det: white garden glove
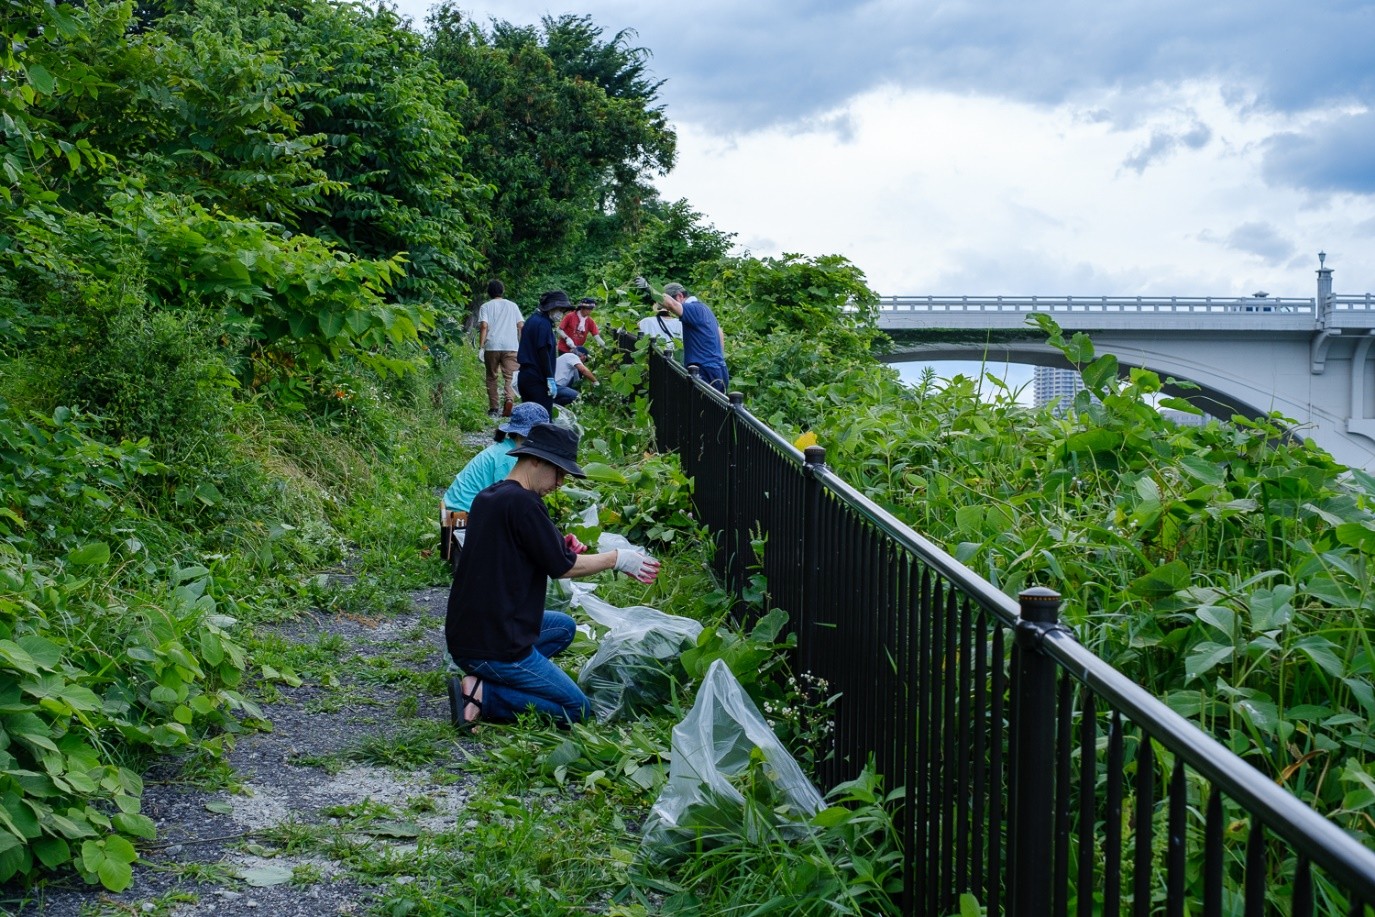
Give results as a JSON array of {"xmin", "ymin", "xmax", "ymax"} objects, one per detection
[
  {"xmin": 546, "ymin": 377, "xmax": 558, "ymax": 399},
  {"xmin": 613, "ymin": 548, "xmax": 660, "ymax": 584}
]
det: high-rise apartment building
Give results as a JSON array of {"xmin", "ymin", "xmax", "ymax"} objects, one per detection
[{"xmin": 1033, "ymin": 366, "xmax": 1084, "ymax": 412}]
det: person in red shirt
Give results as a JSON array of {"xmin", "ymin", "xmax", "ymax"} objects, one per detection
[{"xmin": 557, "ymin": 297, "xmax": 605, "ymax": 355}]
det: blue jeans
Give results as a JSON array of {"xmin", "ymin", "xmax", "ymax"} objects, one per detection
[{"xmin": 452, "ymin": 611, "xmax": 591, "ymax": 725}]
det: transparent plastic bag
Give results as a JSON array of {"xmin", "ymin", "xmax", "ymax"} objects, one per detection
[
  {"xmin": 640, "ymin": 659, "xmax": 825, "ymax": 859},
  {"xmin": 551, "ymin": 405, "xmax": 582, "ymax": 439},
  {"xmin": 576, "ymin": 594, "xmax": 702, "ymax": 721}
]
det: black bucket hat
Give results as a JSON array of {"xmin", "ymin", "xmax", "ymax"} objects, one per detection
[
  {"xmin": 508, "ymin": 423, "xmax": 586, "ymax": 478},
  {"xmin": 538, "ymin": 290, "xmax": 572, "ymax": 313}
]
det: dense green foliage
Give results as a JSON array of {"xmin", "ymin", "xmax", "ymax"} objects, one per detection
[{"xmin": 424, "ymin": 5, "xmax": 677, "ymax": 292}]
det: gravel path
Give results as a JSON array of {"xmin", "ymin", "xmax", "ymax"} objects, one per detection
[{"xmin": 7, "ymin": 584, "xmax": 473, "ymax": 917}]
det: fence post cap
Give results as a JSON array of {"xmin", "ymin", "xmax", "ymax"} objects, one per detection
[
  {"xmin": 1018, "ymin": 586, "xmax": 1061, "ymax": 624},
  {"xmin": 803, "ymin": 445, "xmax": 827, "ymax": 467},
  {"xmin": 728, "ymin": 391, "xmax": 744, "ymax": 406}
]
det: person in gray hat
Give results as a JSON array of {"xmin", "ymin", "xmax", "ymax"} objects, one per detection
[
  {"xmin": 445, "ymin": 423, "xmax": 661, "ymax": 732},
  {"xmin": 515, "ymin": 290, "xmax": 570, "ymax": 412},
  {"xmin": 635, "ymin": 277, "xmax": 728, "ymax": 392}
]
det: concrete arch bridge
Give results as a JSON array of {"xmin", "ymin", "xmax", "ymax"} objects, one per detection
[{"xmin": 873, "ymin": 257, "xmax": 1375, "ymax": 472}]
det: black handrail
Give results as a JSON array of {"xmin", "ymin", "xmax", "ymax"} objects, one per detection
[{"xmin": 633, "ymin": 333, "xmax": 1375, "ymax": 916}]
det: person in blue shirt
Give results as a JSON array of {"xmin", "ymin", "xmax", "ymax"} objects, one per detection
[
  {"xmin": 637, "ymin": 278, "xmax": 729, "ymax": 393},
  {"xmin": 442, "ymin": 402, "xmax": 550, "ymax": 516},
  {"xmin": 515, "ymin": 290, "xmax": 570, "ymax": 412}
]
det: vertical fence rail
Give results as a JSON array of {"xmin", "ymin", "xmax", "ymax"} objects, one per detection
[{"xmin": 635, "ymin": 338, "xmax": 1375, "ymax": 917}]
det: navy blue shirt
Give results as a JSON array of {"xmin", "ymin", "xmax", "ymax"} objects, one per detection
[
  {"xmin": 516, "ymin": 310, "xmax": 558, "ymax": 381},
  {"xmin": 680, "ymin": 297, "xmax": 726, "ymax": 371}
]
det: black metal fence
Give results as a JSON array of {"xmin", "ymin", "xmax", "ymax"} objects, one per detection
[{"xmin": 644, "ymin": 343, "xmax": 1375, "ymax": 916}]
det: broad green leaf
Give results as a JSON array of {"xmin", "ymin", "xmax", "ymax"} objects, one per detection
[
  {"xmin": 1335, "ymin": 522, "xmax": 1375, "ymax": 554},
  {"xmin": 811, "ymin": 806, "xmax": 854, "ymax": 828},
  {"xmin": 1129, "ymin": 560, "xmax": 1191, "ymax": 598},
  {"xmin": 1294, "ymin": 636, "xmax": 1346, "ymax": 677},
  {"xmin": 25, "ymin": 65, "xmax": 55, "ymax": 95},
  {"xmin": 67, "ymin": 542, "xmax": 110, "ymax": 566},
  {"xmin": 97, "ymin": 857, "xmax": 132, "ymax": 891},
  {"xmin": 58, "ymin": 686, "xmax": 101, "ymax": 711},
  {"xmin": 32, "ymin": 836, "xmax": 70, "ymax": 868},
  {"xmin": 205, "ymin": 801, "xmax": 233, "ymax": 815},
  {"xmin": 1195, "ymin": 605, "xmax": 1235, "ymax": 639},
  {"xmin": 0, "ymin": 641, "xmax": 38, "ymax": 675},
  {"xmin": 1247, "ymin": 586, "xmax": 1295, "ymax": 632},
  {"xmin": 317, "ymin": 309, "xmax": 346, "ymax": 339},
  {"xmin": 1185, "ymin": 642, "xmax": 1234, "ymax": 682},
  {"xmin": 1081, "ymin": 354, "xmax": 1118, "ymax": 392},
  {"xmin": 579, "ymin": 462, "xmax": 626, "ymax": 484},
  {"xmin": 15, "ymin": 637, "xmax": 60, "ymax": 670},
  {"xmin": 1065, "ymin": 428, "xmax": 1122, "ymax": 455},
  {"xmin": 1236, "ymin": 699, "xmax": 1280, "ymax": 735},
  {"xmin": 749, "ymin": 608, "xmax": 789, "ymax": 644},
  {"xmin": 112, "ymin": 813, "xmax": 156, "ymax": 840}
]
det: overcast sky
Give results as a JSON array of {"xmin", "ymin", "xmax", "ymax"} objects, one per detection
[{"xmin": 391, "ymin": 0, "xmax": 1375, "ymax": 301}]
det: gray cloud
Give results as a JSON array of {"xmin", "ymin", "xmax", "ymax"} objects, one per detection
[
  {"xmin": 1261, "ymin": 110, "xmax": 1375, "ymax": 195},
  {"xmin": 411, "ymin": 2, "xmax": 1375, "ymax": 134},
  {"xmin": 1221, "ymin": 221, "xmax": 1295, "ymax": 263},
  {"xmin": 626, "ymin": 1, "xmax": 1375, "ymax": 133},
  {"xmin": 1122, "ymin": 120, "xmax": 1213, "ymax": 173},
  {"xmin": 409, "ymin": 1, "xmax": 1375, "ymax": 141}
]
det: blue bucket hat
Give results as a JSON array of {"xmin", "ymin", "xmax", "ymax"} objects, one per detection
[{"xmin": 499, "ymin": 402, "xmax": 550, "ymax": 438}]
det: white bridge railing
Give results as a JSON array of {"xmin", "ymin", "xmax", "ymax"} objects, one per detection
[
  {"xmin": 876, "ymin": 294, "xmax": 1375, "ymax": 315},
  {"xmin": 876, "ymin": 295, "xmax": 1316, "ymax": 314}
]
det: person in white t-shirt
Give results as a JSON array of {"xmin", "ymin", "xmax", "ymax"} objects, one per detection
[
  {"xmin": 637, "ymin": 309, "xmax": 683, "ymax": 351},
  {"xmin": 477, "ymin": 279, "xmax": 524, "ymax": 417},
  {"xmin": 552, "ymin": 351, "xmax": 597, "ymax": 406}
]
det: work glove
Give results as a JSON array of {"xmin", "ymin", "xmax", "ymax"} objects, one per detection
[
  {"xmin": 613, "ymin": 548, "xmax": 660, "ymax": 584},
  {"xmin": 564, "ymin": 533, "xmax": 587, "ymax": 554},
  {"xmin": 546, "ymin": 377, "xmax": 558, "ymax": 399},
  {"xmin": 633, "ymin": 276, "xmax": 649, "ymax": 291}
]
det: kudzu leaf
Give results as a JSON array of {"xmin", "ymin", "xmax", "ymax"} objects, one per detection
[
  {"xmin": 0, "ymin": 641, "xmax": 38, "ymax": 675},
  {"xmin": 112, "ymin": 813, "xmax": 156, "ymax": 840},
  {"xmin": 204, "ymin": 801, "xmax": 233, "ymax": 815},
  {"xmin": 32, "ymin": 836, "xmax": 70, "ymax": 868},
  {"xmin": 97, "ymin": 857, "xmax": 132, "ymax": 891},
  {"xmin": 67, "ymin": 542, "xmax": 110, "ymax": 566}
]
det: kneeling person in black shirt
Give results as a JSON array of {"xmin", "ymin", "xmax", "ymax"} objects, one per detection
[{"xmin": 444, "ymin": 423, "xmax": 660, "ymax": 731}]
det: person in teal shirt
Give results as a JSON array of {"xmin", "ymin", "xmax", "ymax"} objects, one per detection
[{"xmin": 443, "ymin": 402, "xmax": 550, "ymax": 514}]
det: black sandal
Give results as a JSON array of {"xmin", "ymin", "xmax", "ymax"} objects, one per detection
[{"xmin": 448, "ymin": 676, "xmax": 483, "ymax": 733}]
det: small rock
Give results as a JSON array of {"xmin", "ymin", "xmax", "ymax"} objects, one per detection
[
  {"xmin": 163, "ymin": 844, "xmax": 183, "ymax": 855},
  {"xmin": 217, "ymin": 889, "xmax": 243, "ymax": 900}
]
